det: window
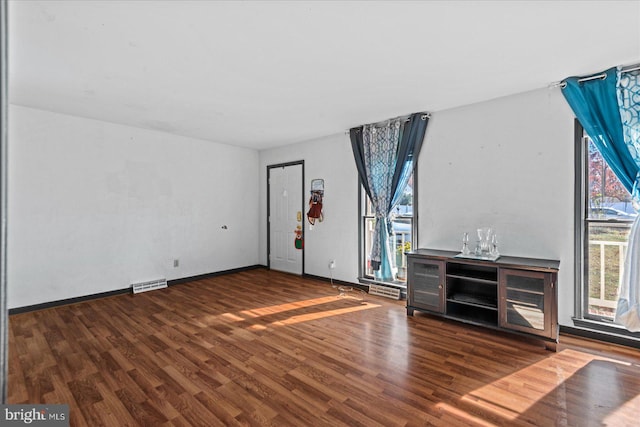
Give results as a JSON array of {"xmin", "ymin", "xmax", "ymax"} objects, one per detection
[
  {"xmin": 360, "ymin": 172, "xmax": 415, "ymax": 284},
  {"xmin": 576, "ymin": 126, "xmax": 636, "ymax": 323}
]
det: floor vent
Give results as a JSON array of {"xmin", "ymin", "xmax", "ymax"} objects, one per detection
[
  {"xmin": 132, "ymin": 278, "xmax": 167, "ymax": 294},
  {"xmin": 369, "ymin": 284, "xmax": 401, "ymax": 300}
]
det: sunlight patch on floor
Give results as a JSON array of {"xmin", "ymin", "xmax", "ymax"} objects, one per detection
[
  {"xmin": 603, "ymin": 393, "xmax": 640, "ymax": 425},
  {"xmin": 462, "ymin": 349, "xmax": 588, "ymax": 421},
  {"xmin": 435, "ymin": 402, "xmax": 497, "ymax": 427},
  {"xmin": 220, "ymin": 312, "xmax": 245, "ymax": 322},
  {"xmin": 269, "ymin": 302, "xmax": 381, "ymax": 326},
  {"xmin": 239, "ymin": 296, "xmax": 344, "ymax": 318},
  {"xmin": 202, "ymin": 296, "xmax": 381, "ymax": 329},
  {"xmin": 462, "ymin": 349, "xmax": 634, "ymax": 423}
]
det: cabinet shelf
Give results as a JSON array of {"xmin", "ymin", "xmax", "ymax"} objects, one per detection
[
  {"xmin": 506, "ymin": 298, "xmax": 539, "ymax": 308},
  {"xmin": 446, "ymin": 274, "xmax": 497, "ymax": 286},
  {"xmin": 447, "ymin": 294, "xmax": 498, "ymax": 311},
  {"xmin": 505, "ymin": 287, "xmax": 544, "ymax": 296},
  {"xmin": 447, "ymin": 262, "xmax": 498, "ymax": 282},
  {"xmin": 445, "ymin": 302, "xmax": 498, "ymax": 326},
  {"xmin": 414, "ymin": 289, "xmax": 439, "ymax": 298},
  {"xmin": 415, "ymin": 272, "xmax": 440, "ymax": 279}
]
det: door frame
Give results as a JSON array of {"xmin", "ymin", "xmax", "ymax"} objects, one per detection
[{"xmin": 267, "ymin": 160, "xmax": 305, "ymax": 274}]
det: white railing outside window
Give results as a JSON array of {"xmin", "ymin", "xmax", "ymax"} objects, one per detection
[
  {"xmin": 586, "ymin": 222, "xmax": 632, "ymax": 320},
  {"xmin": 588, "ymin": 239, "xmax": 626, "ymax": 311}
]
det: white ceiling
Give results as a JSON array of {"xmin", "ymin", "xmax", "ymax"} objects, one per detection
[{"xmin": 8, "ymin": 1, "xmax": 640, "ymax": 150}]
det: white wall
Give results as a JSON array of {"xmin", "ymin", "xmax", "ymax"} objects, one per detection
[
  {"xmin": 259, "ymin": 134, "xmax": 359, "ymax": 284},
  {"xmin": 418, "ymin": 88, "xmax": 576, "ymax": 325},
  {"xmin": 8, "ymin": 105, "xmax": 259, "ymax": 309}
]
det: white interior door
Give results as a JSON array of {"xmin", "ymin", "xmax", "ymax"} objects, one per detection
[{"xmin": 269, "ymin": 164, "xmax": 303, "ymax": 274}]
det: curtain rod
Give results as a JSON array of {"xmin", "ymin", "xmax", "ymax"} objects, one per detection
[
  {"xmin": 550, "ymin": 64, "xmax": 640, "ymax": 89},
  {"xmin": 345, "ymin": 113, "xmax": 431, "ymax": 135}
]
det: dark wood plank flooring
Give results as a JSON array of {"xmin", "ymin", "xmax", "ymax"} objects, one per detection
[{"xmin": 8, "ymin": 269, "xmax": 640, "ymax": 426}]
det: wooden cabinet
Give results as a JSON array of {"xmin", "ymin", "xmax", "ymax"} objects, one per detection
[
  {"xmin": 499, "ymin": 268, "xmax": 556, "ymax": 339},
  {"xmin": 406, "ymin": 249, "xmax": 559, "ymax": 350},
  {"xmin": 407, "ymin": 257, "xmax": 444, "ymax": 314}
]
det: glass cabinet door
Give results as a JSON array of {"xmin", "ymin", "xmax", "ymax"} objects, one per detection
[
  {"xmin": 499, "ymin": 268, "xmax": 554, "ymax": 337},
  {"xmin": 407, "ymin": 258, "xmax": 444, "ymax": 313}
]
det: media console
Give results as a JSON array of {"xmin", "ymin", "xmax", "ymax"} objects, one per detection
[{"xmin": 406, "ymin": 249, "xmax": 559, "ymax": 350}]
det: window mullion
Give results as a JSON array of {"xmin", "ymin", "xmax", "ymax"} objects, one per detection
[{"xmin": 574, "ymin": 120, "xmax": 586, "ymax": 320}]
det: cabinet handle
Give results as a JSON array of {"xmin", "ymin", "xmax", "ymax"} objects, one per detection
[{"xmin": 438, "ymin": 284, "xmax": 443, "ymax": 289}]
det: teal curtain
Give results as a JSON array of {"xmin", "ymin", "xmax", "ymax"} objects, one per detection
[
  {"xmin": 562, "ymin": 67, "xmax": 640, "ymax": 331},
  {"xmin": 562, "ymin": 68, "xmax": 638, "ymax": 193},
  {"xmin": 350, "ymin": 113, "xmax": 429, "ymax": 281}
]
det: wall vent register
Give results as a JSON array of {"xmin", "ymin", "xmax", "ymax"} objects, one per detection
[
  {"xmin": 369, "ymin": 283, "xmax": 401, "ymax": 300},
  {"xmin": 132, "ymin": 278, "xmax": 168, "ymax": 294}
]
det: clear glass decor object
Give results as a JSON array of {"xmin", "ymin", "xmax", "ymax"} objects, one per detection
[
  {"xmin": 455, "ymin": 227, "xmax": 500, "ymax": 261},
  {"xmin": 476, "ymin": 227, "xmax": 493, "ymax": 256},
  {"xmin": 461, "ymin": 232, "xmax": 470, "ymax": 255},
  {"xmin": 490, "ymin": 233, "xmax": 500, "ymax": 257}
]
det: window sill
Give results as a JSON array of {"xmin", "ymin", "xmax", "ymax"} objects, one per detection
[{"xmin": 563, "ymin": 317, "xmax": 640, "ymax": 349}]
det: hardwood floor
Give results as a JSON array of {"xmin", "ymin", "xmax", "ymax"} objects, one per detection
[{"xmin": 8, "ymin": 269, "xmax": 640, "ymax": 426}]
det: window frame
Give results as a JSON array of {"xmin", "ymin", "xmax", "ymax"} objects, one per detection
[
  {"xmin": 357, "ymin": 165, "xmax": 418, "ymax": 285},
  {"xmin": 573, "ymin": 120, "xmax": 640, "ymax": 341}
]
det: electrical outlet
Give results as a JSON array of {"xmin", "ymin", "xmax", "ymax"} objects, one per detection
[
  {"xmin": 328, "ymin": 260, "xmax": 336, "ymax": 270},
  {"xmin": 173, "ymin": 259, "xmax": 179, "ymax": 268}
]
